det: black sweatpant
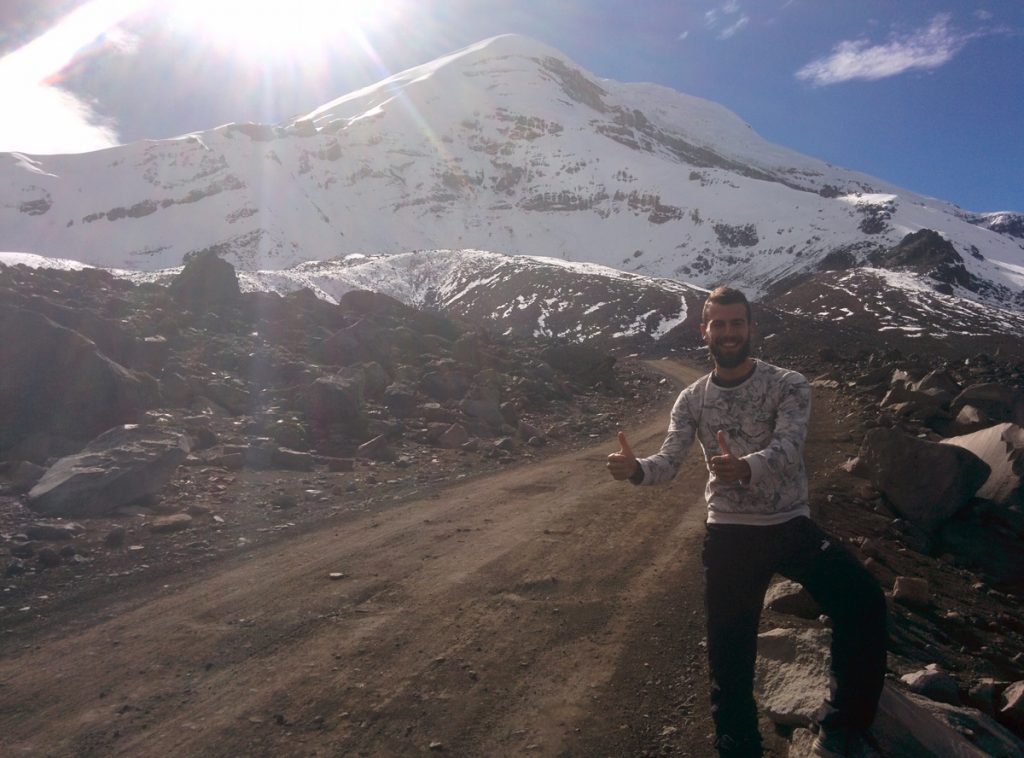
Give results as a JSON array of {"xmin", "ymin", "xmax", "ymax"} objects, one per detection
[{"xmin": 702, "ymin": 516, "xmax": 887, "ymax": 757}]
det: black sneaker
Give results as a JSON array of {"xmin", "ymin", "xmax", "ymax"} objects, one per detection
[{"xmin": 812, "ymin": 726, "xmax": 878, "ymax": 758}]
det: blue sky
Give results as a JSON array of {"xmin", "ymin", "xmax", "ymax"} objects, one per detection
[{"xmin": 0, "ymin": 0, "xmax": 1020, "ymax": 213}]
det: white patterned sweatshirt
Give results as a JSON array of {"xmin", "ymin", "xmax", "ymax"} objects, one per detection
[{"xmin": 635, "ymin": 360, "xmax": 812, "ymax": 525}]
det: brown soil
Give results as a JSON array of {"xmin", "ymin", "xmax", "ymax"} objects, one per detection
[{"xmin": 1, "ymin": 359, "xmax": 1020, "ymax": 757}]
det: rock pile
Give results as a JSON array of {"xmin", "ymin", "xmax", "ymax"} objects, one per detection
[
  {"xmin": 0, "ymin": 256, "xmax": 631, "ymax": 469},
  {"xmin": 1, "ymin": 256, "xmax": 665, "ymax": 585}
]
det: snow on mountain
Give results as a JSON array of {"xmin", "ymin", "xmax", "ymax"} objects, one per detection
[{"xmin": 1, "ymin": 34, "xmax": 1023, "ymax": 315}]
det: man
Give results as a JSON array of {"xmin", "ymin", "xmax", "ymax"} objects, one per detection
[{"xmin": 607, "ymin": 286, "xmax": 887, "ymax": 758}]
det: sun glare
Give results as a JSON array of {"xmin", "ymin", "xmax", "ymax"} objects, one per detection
[{"xmin": 166, "ymin": 0, "xmax": 398, "ymax": 57}]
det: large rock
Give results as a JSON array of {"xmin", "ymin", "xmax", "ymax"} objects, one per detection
[
  {"xmin": 755, "ymin": 627, "xmax": 832, "ymax": 727},
  {"xmin": 951, "ymin": 384, "xmax": 1024, "ymax": 428},
  {"xmin": 167, "ymin": 250, "xmax": 241, "ymax": 313},
  {"xmin": 941, "ymin": 423, "xmax": 1023, "ymax": 504},
  {"xmin": 302, "ymin": 376, "xmax": 364, "ymax": 423},
  {"xmin": 0, "ymin": 304, "xmax": 157, "ymax": 459},
  {"xmin": 420, "ymin": 367, "xmax": 472, "ymax": 401},
  {"xmin": 851, "ymin": 427, "xmax": 991, "ymax": 529},
  {"xmin": 27, "ymin": 426, "xmax": 190, "ymax": 518},
  {"xmin": 874, "ymin": 685, "xmax": 1022, "ymax": 757},
  {"xmin": 763, "ymin": 579, "xmax": 822, "ymax": 620},
  {"xmin": 901, "ymin": 664, "xmax": 961, "ymax": 706},
  {"xmin": 1002, "ymin": 681, "xmax": 1024, "ymax": 731}
]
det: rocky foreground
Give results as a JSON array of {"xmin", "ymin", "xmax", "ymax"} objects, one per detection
[{"xmin": 2, "ymin": 254, "xmax": 1024, "ymax": 755}]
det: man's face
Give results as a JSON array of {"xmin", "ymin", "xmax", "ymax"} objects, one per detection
[{"xmin": 700, "ymin": 302, "xmax": 752, "ymax": 369}]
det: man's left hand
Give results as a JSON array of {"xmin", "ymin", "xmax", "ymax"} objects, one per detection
[{"xmin": 710, "ymin": 430, "xmax": 751, "ymax": 484}]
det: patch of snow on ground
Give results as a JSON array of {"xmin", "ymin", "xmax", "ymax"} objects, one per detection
[{"xmin": 0, "ymin": 252, "xmax": 93, "ymax": 271}]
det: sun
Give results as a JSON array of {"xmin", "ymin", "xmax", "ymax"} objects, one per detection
[{"xmin": 165, "ymin": 0, "xmax": 399, "ymax": 58}]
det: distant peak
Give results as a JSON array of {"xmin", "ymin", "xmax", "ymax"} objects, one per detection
[{"xmin": 469, "ymin": 33, "xmax": 568, "ymax": 60}]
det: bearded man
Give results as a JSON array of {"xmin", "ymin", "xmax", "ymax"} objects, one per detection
[{"xmin": 607, "ymin": 286, "xmax": 887, "ymax": 758}]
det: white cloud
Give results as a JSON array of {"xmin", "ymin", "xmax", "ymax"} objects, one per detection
[
  {"xmin": 0, "ymin": 0, "xmax": 150, "ymax": 154},
  {"xmin": 678, "ymin": 30, "xmax": 691, "ymax": 41},
  {"xmin": 796, "ymin": 13, "xmax": 973, "ymax": 86},
  {"xmin": 718, "ymin": 15, "xmax": 750, "ymax": 40},
  {"xmin": 704, "ymin": 1, "xmax": 750, "ymax": 40}
]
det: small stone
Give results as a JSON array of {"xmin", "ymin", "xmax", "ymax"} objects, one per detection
[
  {"xmin": 429, "ymin": 741, "xmax": 444, "ymax": 751},
  {"xmin": 104, "ymin": 527, "xmax": 126, "ymax": 547},
  {"xmin": 150, "ymin": 514, "xmax": 193, "ymax": 533},
  {"xmin": 892, "ymin": 576, "xmax": 930, "ymax": 608}
]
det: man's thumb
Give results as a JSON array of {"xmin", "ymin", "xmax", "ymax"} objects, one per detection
[
  {"xmin": 617, "ymin": 431, "xmax": 634, "ymax": 458},
  {"xmin": 716, "ymin": 430, "xmax": 732, "ymax": 456}
]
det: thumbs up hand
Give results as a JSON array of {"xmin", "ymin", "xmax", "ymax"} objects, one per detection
[
  {"xmin": 607, "ymin": 431, "xmax": 639, "ymax": 480},
  {"xmin": 710, "ymin": 430, "xmax": 751, "ymax": 483}
]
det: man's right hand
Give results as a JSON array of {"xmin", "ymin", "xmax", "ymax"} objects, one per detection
[{"xmin": 606, "ymin": 431, "xmax": 639, "ymax": 480}]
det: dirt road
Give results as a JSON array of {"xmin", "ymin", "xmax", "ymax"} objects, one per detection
[{"xmin": 1, "ymin": 361, "xmax": 715, "ymax": 757}]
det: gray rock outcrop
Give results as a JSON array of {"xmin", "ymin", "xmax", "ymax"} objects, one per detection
[{"xmin": 27, "ymin": 425, "xmax": 190, "ymax": 518}]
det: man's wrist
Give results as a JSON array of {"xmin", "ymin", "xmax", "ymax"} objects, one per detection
[{"xmin": 628, "ymin": 463, "xmax": 645, "ymax": 484}]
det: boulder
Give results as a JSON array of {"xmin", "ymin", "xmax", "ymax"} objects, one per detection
[
  {"xmin": 27, "ymin": 426, "xmax": 190, "ymax": 518},
  {"xmin": 420, "ymin": 368, "xmax": 472, "ymax": 401},
  {"xmin": 968, "ymin": 678, "xmax": 1008, "ymax": 714},
  {"xmin": 754, "ymin": 627, "xmax": 832, "ymax": 727},
  {"xmin": 0, "ymin": 305, "xmax": 157, "ymax": 459},
  {"xmin": 384, "ymin": 383, "xmax": 418, "ymax": 418},
  {"xmin": 873, "ymin": 684, "xmax": 1003, "ymax": 757},
  {"xmin": 357, "ymin": 435, "xmax": 394, "ymax": 461},
  {"xmin": 764, "ymin": 579, "xmax": 822, "ymax": 620},
  {"xmin": 202, "ymin": 379, "xmax": 251, "ymax": 416},
  {"xmin": 951, "ymin": 384, "xmax": 1024, "ymax": 428},
  {"xmin": 460, "ymin": 397, "xmax": 505, "ymax": 431},
  {"xmin": 1002, "ymin": 681, "xmax": 1024, "ymax": 731},
  {"xmin": 941, "ymin": 423, "xmax": 1023, "ymax": 504},
  {"xmin": 914, "ymin": 370, "xmax": 962, "ymax": 397},
  {"xmin": 851, "ymin": 427, "xmax": 991, "ymax": 529},
  {"xmin": 892, "ymin": 576, "xmax": 931, "ymax": 608},
  {"xmin": 25, "ymin": 522, "xmax": 84, "ymax": 541},
  {"xmin": 167, "ymin": 250, "xmax": 241, "ymax": 313},
  {"xmin": 303, "ymin": 376, "xmax": 364, "ymax": 423},
  {"xmin": 437, "ymin": 423, "xmax": 470, "ymax": 449},
  {"xmin": 901, "ymin": 664, "xmax": 961, "ymax": 705},
  {"xmin": 9, "ymin": 461, "xmax": 47, "ymax": 493}
]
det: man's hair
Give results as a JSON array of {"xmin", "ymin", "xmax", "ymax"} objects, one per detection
[{"xmin": 701, "ymin": 286, "xmax": 752, "ymax": 324}]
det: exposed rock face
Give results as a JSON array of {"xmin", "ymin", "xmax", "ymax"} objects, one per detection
[
  {"xmin": 870, "ymin": 229, "xmax": 972, "ymax": 289},
  {"xmin": 27, "ymin": 426, "xmax": 190, "ymax": 518}
]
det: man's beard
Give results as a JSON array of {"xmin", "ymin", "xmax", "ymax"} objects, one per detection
[{"xmin": 709, "ymin": 337, "xmax": 751, "ymax": 369}]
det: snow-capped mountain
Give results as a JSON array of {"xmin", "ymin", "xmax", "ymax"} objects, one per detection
[{"xmin": 1, "ymin": 34, "xmax": 1023, "ymax": 311}]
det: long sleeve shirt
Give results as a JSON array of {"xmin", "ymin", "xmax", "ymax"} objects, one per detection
[{"xmin": 635, "ymin": 359, "xmax": 812, "ymax": 525}]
